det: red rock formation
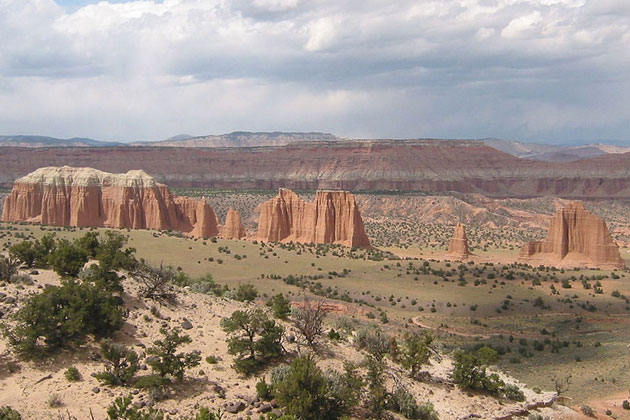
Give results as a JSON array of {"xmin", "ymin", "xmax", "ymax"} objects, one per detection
[
  {"xmin": 1, "ymin": 166, "xmax": 220, "ymax": 238},
  {"xmin": 220, "ymin": 208, "xmax": 246, "ymax": 239},
  {"xmin": 255, "ymin": 189, "xmax": 370, "ymax": 248},
  {"xmin": 519, "ymin": 202, "xmax": 625, "ymax": 269},
  {"xmin": 448, "ymin": 223, "xmax": 472, "ymax": 259}
]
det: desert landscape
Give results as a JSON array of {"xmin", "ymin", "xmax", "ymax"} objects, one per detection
[
  {"xmin": 3, "ymin": 1, "xmax": 630, "ymax": 418},
  {"xmin": 1, "ymin": 161, "xmax": 630, "ymax": 420}
]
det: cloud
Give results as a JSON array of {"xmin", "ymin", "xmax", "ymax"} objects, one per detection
[{"xmin": 0, "ymin": 0, "xmax": 628, "ymax": 142}]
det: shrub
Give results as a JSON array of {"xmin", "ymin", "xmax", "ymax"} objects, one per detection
[
  {"xmin": 6, "ymin": 280, "xmax": 123, "ymax": 358},
  {"xmin": 192, "ymin": 407, "xmax": 224, "ymax": 420},
  {"xmin": 48, "ymin": 393, "xmax": 63, "ymax": 408},
  {"xmin": 355, "ymin": 327, "xmax": 390, "ymax": 361},
  {"xmin": 146, "ymin": 327, "xmax": 201, "ymax": 382},
  {"xmin": 221, "ymin": 309, "xmax": 283, "ymax": 375},
  {"xmin": 274, "ymin": 355, "xmax": 345, "ymax": 420},
  {"xmin": 234, "ymin": 283, "xmax": 258, "ymax": 302},
  {"xmin": 106, "ymin": 395, "xmax": 166, "ymax": 419},
  {"xmin": 502, "ymin": 383, "xmax": 525, "ymax": 402},
  {"xmin": 365, "ymin": 355, "xmax": 387, "ymax": 419},
  {"xmin": 256, "ymin": 378, "xmax": 273, "ymax": 401},
  {"xmin": 0, "ymin": 406, "xmax": 22, "ymax": 420},
  {"xmin": 268, "ymin": 293, "xmax": 291, "ymax": 319},
  {"xmin": 389, "ymin": 387, "xmax": 439, "ymax": 420},
  {"xmin": 205, "ymin": 355, "xmax": 218, "ymax": 364},
  {"xmin": 189, "ymin": 274, "xmax": 228, "ymax": 296},
  {"xmin": 131, "ymin": 261, "xmax": 177, "ymax": 302},
  {"xmin": 0, "ymin": 256, "xmax": 19, "ymax": 282},
  {"xmin": 134, "ymin": 374, "xmax": 170, "ymax": 402},
  {"xmin": 80, "ymin": 263, "xmax": 124, "ymax": 293},
  {"xmin": 95, "ymin": 340, "xmax": 140, "ymax": 386},
  {"xmin": 95, "ymin": 231, "xmax": 137, "ymax": 272},
  {"xmin": 48, "ymin": 239, "xmax": 88, "ymax": 277},
  {"xmin": 451, "ymin": 348, "xmax": 504, "ymax": 395},
  {"xmin": 581, "ymin": 405, "xmax": 596, "ymax": 417},
  {"xmin": 9, "ymin": 241, "xmax": 37, "ymax": 268},
  {"xmin": 75, "ymin": 231, "xmax": 101, "ymax": 258},
  {"xmin": 293, "ymin": 299, "xmax": 327, "ymax": 347},
  {"xmin": 64, "ymin": 366, "xmax": 81, "ymax": 382},
  {"xmin": 623, "ymin": 400, "xmax": 630, "ymax": 410},
  {"xmin": 327, "ymin": 329, "xmax": 341, "ymax": 341},
  {"xmin": 400, "ymin": 331, "xmax": 435, "ymax": 378}
]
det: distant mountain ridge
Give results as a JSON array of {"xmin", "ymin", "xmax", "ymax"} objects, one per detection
[
  {"xmin": 133, "ymin": 131, "xmax": 340, "ymax": 147},
  {"xmin": 0, "ymin": 135, "xmax": 125, "ymax": 148}
]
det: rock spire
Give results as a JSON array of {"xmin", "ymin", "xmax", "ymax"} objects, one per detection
[{"xmin": 448, "ymin": 223, "xmax": 472, "ymax": 259}]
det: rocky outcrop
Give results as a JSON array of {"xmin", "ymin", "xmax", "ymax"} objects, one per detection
[
  {"xmin": 447, "ymin": 223, "xmax": 472, "ymax": 259},
  {"xmin": 1, "ymin": 166, "xmax": 221, "ymax": 238},
  {"xmin": 254, "ymin": 189, "xmax": 370, "ymax": 248},
  {"xmin": 220, "ymin": 208, "xmax": 246, "ymax": 239},
  {"xmin": 519, "ymin": 202, "xmax": 625, "ymax": 269}
]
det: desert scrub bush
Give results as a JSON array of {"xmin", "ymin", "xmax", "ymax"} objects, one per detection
[
  {"xmin": 234, "ymin": 283, "xmax": 258, "ymax": 302},
  {"xmin": 95, "ymin": 340, "xmax": 140, "ymax": 386},
  {"xmin": 47, "ymin": 393, "xmax": 63, "ymax": 408},
  {"xmin": 221, "ymin": 308, "xmax": 283, "ymax": 375},
  {"xmin": 580, "ymin": 405, "xmax": 596, "ymax": 417},
  {"xmin": 131, "ymin": 260, "xmax": 177, "ymax": 302},
  {"xmin": 0, "ymin": 406, "xmax": 22, "ymax": 420},
  {"xmin": 0, "ymin": 256, "xmax": 19, "ymax": 282},
  {"xmin": 106, "ymin": 395, "xmax": 166, "ymax": 420},
  {"xmin": 9, "ymin": 240, "xmax": 38, "ymax": 268},
  {"xmin": 256, "ymin": 378, "xmax": 273, "ymax": 401},
  {"xmin": 64, "ymin": 366, "xmax": 81, "ymax": 382},
  {"xmin": 355, "ymin": 327, "xmax": 390, "ymax": 361},
  {"xmin": 267, "ymin": 293, "xmax": 291, "ymax": 319},
  {"xmin": 5, "ymin": 280, "xmax": 123, "ymax": 358},
  {"xmin": 293, "ymin": 299, "xmax": 327, "ymax": 347},
  {"xmin": 273, "ymin": 354, "xmax": 355, "ymax": 420},
  {"xmin": 47, "ymin": 239, "xmax": 88, "ymax": 277},
  {"xmin": 188, "ymin": 273, "xmax": 229, "ymax": 296},
  {"xmin": 389, "ymin": 386, "xmax": 439, "ymax": 420},
  {"xmin": 146, "ymin": 327, "xmax": 201, "ymax": 382},
  {"xmin": 451, "ymin": 347, "xmax": 523, "ymax": 400},
  {"xmin": 400, "ymin": 331, "xmax": 436, "ymax": 378},
  {"xmin": 205, "ymin": 355, "xmax": 219, "ymax": 364}
]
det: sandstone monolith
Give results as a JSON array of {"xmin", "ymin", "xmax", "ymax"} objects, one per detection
[
  {"xmin": 1, "ymin": 166, "xmax": 221, "ymax": 238},
  {"xmin": 519, "ymin": 201, "xmax": 625, "ymax": 269},
  {"xmin": 448, "ymin": 223, "xmax": 472, "ymax": 259},
  {"xmin": 220, "ymin": 208, "xmax": 246, "ymax": 239},
  {"xmin": 255, "ymin": 188, "xmax": 370, "ymax": 248}
]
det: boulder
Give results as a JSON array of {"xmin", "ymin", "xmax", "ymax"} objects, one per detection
[
  {"xmin": 447, "ymin": 223, "xmax": 472, "ymax": 259},
  {"xmin": 519, "ymin": 201, "xmax": 625, "ymax": 269},
  {"xmin": 1, "ymin": 166, "xmax": 221, "ymax": 238},
  {"xmin": 254, "ymin": 188, "xmax": 371, "ymax": 248}
]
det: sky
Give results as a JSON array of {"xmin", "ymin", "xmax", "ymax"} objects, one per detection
[{"xmin": 1, "ymin": 0, "xmax": 629, "ymax": 143}]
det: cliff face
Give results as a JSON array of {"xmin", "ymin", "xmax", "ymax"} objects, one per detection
[
  {"xmin": 255, "ymin": 189, "xmax": 371, "ymax": 248},
  {"xmin": 4, "ymin": 141, "xmax": 630, "ymax": 198},
  {"xmin": 519, "ymin": 202, "xmax": 625, "ymax": 269},
  {"xmin": 220, "ymin": 208, "xmax": 246, "ymax": 240},
  {"xmin": 1, "ymin": 166, "xmax": 221, "ymax": 238},
  {"xmin": 448, "ymin": 223, "xmax": 472, "ymax": 259}
]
